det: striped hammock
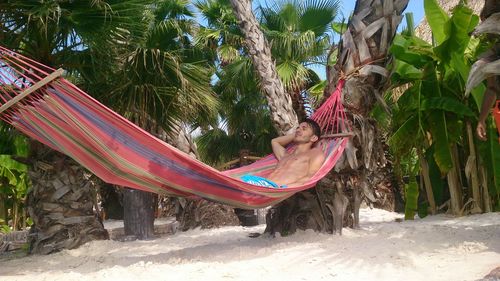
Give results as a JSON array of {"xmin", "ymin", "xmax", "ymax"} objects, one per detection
[{"xmin": 0, "ymin": 46, "xmax": 349, "ymax": 209}]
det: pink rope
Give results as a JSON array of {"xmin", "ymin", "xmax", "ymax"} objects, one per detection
[
  {"xmin": 0, "ymin": 45, "xmax": 53, "ymax": 75},
  {"xmin": 0, "ymin": 46, "xmax": 351, "ymax": 139},
  {"xmin": 311, "ymin": 79, "xmax": 347, "ymax": 135},
  {"xmin": 0, "ymin": 54, "xmax": 41, "ymax": 85}
]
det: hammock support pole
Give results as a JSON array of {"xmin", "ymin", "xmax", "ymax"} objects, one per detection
[{"xmin": 0, "ymin": 68, "xmax": 64, "ymax": 114}]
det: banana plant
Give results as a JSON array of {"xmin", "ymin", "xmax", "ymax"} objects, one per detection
[
  {"xmin": 0, "ymin": 122, "xmax": 30, "ymax": 231},
  {"xmin": 387, "ymin": 1, "xmax": 499, "ymax": 217}
]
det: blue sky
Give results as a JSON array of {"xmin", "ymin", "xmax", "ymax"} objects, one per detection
[
  {"xmin": 339, "ymin": 0, "xmax": 425, "ymax": 25},
  {"xmin": 328, "ymin": 0, "xmax": 426, "ymax": 78},
  {"xmin": 250, "ymin": 0, "xmax": 426, "ymax": 79},
  {"xmin": 197, "ymin": 1, "xmax": 426, "ymax": 80}
]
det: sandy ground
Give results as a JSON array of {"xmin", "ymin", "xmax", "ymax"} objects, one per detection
[{"xmin": 0, "ymin": 208, "xmax": 498, "ymax": 281}]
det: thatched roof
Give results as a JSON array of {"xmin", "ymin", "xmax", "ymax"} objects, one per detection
[{"xmin": 415, "ymin": 0, "xmax": 484, "ymax": 43}]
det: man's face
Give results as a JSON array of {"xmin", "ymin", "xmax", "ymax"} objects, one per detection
[{"xmin": 293, "ymin": 122, "xmax": 318, "ymax": 144}]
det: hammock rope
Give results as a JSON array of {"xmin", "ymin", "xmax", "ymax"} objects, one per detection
[{"xmin": 0, "ymin": 46, "xmax": 349, "ymax": 209}]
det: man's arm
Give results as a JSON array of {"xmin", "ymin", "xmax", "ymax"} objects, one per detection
[
  {"xmin": 287, "ymin": 150, "xmax": 325, "ymax": 187},
  {"xmin": 477, "ymin": 76, "xmax": 498, "ymax": 141},
  {"xmin": 271, "ymin": 133, "xmax": 295, "ymax": 160}
]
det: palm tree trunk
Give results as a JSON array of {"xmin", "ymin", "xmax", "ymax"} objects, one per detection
[
  {"xmin": 162, "ymin": 121, "xmax": 239, "ymax": 230},
  {"xmin": 123, "ymin": 188, "xmax": 155, "ymax": 239},
  {"xmin": 266, "ymin": 0, "xmax": 409, "ymax": 236},
  {"xmin": 229, "ymin": 0, "xmax": 298, "ymax": 135},
  {"xmin": 27, "ymin": 144, "xmax": 108, "ymax": 254}
]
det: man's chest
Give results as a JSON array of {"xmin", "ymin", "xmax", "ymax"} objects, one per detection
[{"xmin": 279, "ymin": 153, "xmax": 310, "ymax": 167}]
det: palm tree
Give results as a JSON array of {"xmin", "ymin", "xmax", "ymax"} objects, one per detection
[
  {"xmin": 238, "ymin": 0, "xmax": 409, "ymax": 235},
  {"xmin": 196, "ymin": 71, "xmax": 277, "ymax": 166},
  {"xmin": 195, "ymin": 0, "xmax": 274, "ymax": 165},
  {"xmin": 194, "ymin": 0, "xmax": 246, "ymax": 67},
  {"xmin": 259, "ymin": 0, "xmax": 339, "ymax": 120},
  {"xmin": 312, "ymin": 0, "xmax": 409, "ymax": 232},
  {"xmin": 0, "ymin": 0, "xmax": 162, "ymax": 253},
  {"xmin": 229, "ymin": 0, "xmax": 298, "ymax": 135},
  {"xmin": 80, "ymin": 0, "xmax": 227, "ymax": 237},
  {"xmin": 196, "ymin": 0, "xmax": 339, "ymax": 165}
]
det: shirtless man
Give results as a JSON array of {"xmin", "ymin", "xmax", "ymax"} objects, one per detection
[{"xmin": 241, "ymin": 119, "xmax": 325, "ymax": 188}]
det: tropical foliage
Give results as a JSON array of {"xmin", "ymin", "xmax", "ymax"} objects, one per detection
[
  {"xmin": 0, "ymin": 123, "xmax": 30, "ymax": 232},
  {"xmin": 0, "ymin": 0, "xmax": 498, "ymax": 251},
  {"xmin": 194, "ymin": 0, "xmax": 339, "ymax": 165},
  {"xmin": 92, "ymin": 0, "xmax": 219, "ymax": 133},
  {"xmin": 259, "ymin": 0, "xmax": 339, "ymax": 114},
  {"xmin": 385, "ymin": 0, "xmax": 500, "ymax": 218}
]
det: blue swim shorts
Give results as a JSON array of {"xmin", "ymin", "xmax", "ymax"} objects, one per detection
[{"xmin": 241, "ymin": 174, "xmax": 284, "ymax": 188}]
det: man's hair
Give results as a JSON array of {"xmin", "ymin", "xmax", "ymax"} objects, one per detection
[{"xmin": 303, "ymin": 119, "xmax": 321, "ymax": 139}]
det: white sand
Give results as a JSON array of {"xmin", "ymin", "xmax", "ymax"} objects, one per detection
[{"xmin": 0, "ymin": 208, "xmax": 498, "ymax": 281}]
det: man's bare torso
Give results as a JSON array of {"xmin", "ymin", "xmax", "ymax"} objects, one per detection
[{"xmin": 268, "ymin": 148, "xmax": 322, "ymax": 186}]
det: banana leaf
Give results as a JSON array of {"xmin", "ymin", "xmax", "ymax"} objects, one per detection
[
  {"xmin": 391, "ymin": 60, "xmax": 422, "ymax": 83},
  {"xmin": 434, "ymin": 4, "xmax": 478, "ymax": 64},
  {"xmin": 390, "ymin": 35, "xmax": 433, "ymax": 68},
  {"xmin": 420, "ymin": 96, "xmax": 475, "ymax": 117},
  {"xmin": 404, "ymin": 160, "xmax": 420, "ymax": 220},
  {"xmin": 423, "ymin": 0, "xmax": 450, "ymax": 45},
  {"xmin": 425, "ymin": 145, "xmax": 445, "ymax": 205},
  {"xmin": 421, "ymin": 64, "xmax": 453, "ymax": 173}
]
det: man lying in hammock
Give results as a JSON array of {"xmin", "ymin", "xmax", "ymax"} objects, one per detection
[{"xmin": 241, "ymin": 119, "xmax": 325, "ymax": 188}]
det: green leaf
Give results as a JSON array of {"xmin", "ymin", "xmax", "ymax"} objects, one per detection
[
  {"xmin": 424, "ymin": 0, "xmax": 450, "ymax": 45},
  {"xmin": 427, "ymin": 111, "xmax": 453, "ymax": 173},
  {"xmin": 470, "ymin": 83, "xmax": 487, "ymax": 113},
  {"xmin": 434, "ymin": 4, "xmax": 478, "ymax": 64},
  {"xmin": 396, "ymin": 83, "xmax": 420, "ymax": 110},
  {"xmin": 13, "ymin": 135, "xmax": 29, "ymax": 157},
  {"xmin": 418, "ymin": 201, "xmax": 429, "ymax": 218},
  {"xmin": 404, "ymin": 178, "xmax": 419, "ymax": 220},
  {"xmin": 390, "ymin": 35, "xmax": 433, "ymax": 68},
  {"xmin": 391, "ymin": 60, "xmax": 423, "ymax": 83},
  {"xmin": 0, "ymin": 155, "xmax": 27, "ymax": 172},
  {"xmin": 1, "ymin": 225, "xmax": 11, "ymax": 234},
  {"xmin": 421, "ymin": 97, "xmax": 475, "ymax": 117},
  {"xmin": 307, "ymin": 80, "xmax": 326, "ymax": 99},
  {"xmin": 402, "ymin": 12, "xmax": 415, "ymax": 37},
  {"xmin": 299, "ymin": 0, "xmax": 340, "ymax": 36},
  {"xmin": 389, "ymin": 115, "xmax": 419, "ymax": 155},
  {"xmin": 425, "ymin": 146, "xmax": 445, "ymax": 204},
  {"xmin": 421, "ymin": 65, "xmax": 453, "ymax": 173},
  {"xmin": 370, "ymin": 102, "xmax": 391, "ymax": 131},
  {"xmin": 331, "ymin": 21, "xmax": 347, "ymax": 34},
  {"xmin": 448, "ymin": 52, "xmax": 469, "ymax": 83}
]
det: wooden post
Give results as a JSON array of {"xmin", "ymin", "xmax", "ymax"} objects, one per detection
[
  {"xmin": 123, "ymin": 188, "xmax": 155, "ymax": 240},
  {"xmin": 0, "ymin": 68, "xmax": 64, "ymax": 114}
]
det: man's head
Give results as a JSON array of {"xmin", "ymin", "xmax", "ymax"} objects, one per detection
[{"xmin": 294, "ymin": 119, "xmax": 321, "ymax": 145}]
